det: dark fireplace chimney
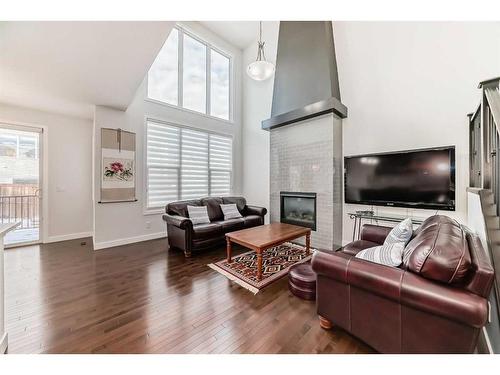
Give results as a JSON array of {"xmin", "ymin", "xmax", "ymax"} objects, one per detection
[{"xmin": 262, "ymin": 21, "xmax": 347, "ymax": 131}]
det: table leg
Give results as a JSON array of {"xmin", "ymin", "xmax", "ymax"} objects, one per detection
[
  {"xmin": 226, "ymin": 237, "xmax": 232, "ymax": 263},
  {"xmin": 352, "ymin": 217, "xmax": 357, "ymax": 241},
  {"xmin": 305, "ymin": 232, "xmax": 311, "ymax": 256},
  {"xmin": 257, "ymin": 250, "xmax": 263, "ymax": 281}
]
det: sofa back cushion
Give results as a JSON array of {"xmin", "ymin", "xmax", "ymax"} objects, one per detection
[
  {"xmin": 222, "ymin": 197, "xmax": 247, "ymax": 213},
  {"xmin": 167, "ymin": 199, "xmax": 201, "ymax": 217},
  {"xmin": 201, "ymin": 197, "xmax": 224, "ymax": 221},
  {"xmin": 404, "ymin": 215, "xmax": 471, "ymax": 284}
]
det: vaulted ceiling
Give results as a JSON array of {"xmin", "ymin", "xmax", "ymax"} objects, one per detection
[
  {"xmin": 200, "ymin": 21, "xmax": 260, "ymax": 50},
  {"xmin": 0, "ymin": 21, "xmax": 174, "ymax": 119}
]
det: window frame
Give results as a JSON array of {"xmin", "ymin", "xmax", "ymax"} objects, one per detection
[
  {"xmin": 0, "ymin": 133, "xmax": 39, "ymax": 159},
  {"xmin": 146, "ymin": 25, "xmax": 234, "ymax": 123},
  {"xmin": 143, "ymin": 117, "xmax": 234, "ymax": 215}
]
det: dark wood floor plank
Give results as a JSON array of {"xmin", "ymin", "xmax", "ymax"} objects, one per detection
[{"xmin": 3, "ymin": 237, "xmax": 374, "ymax": 354}]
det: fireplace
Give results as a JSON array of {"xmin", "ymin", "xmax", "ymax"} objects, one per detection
[{"xmin": 280, "ymin": 192, "xmax": 317, "ymax": 230}]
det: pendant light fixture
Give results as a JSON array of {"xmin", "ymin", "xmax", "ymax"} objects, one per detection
[{"xmin": 246, "ymin": 21, "xmax": 275, "ymax": 81}]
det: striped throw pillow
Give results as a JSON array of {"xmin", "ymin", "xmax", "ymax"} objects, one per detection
[
  {"xmin": 220, "ymin": 203, "xmax": 242, "ymax": 220},
  {"xmin": 384, "ymin": 218, "xmax": 413, "ymax": 246},
  {"xmin": 187, "ymin": 205, "xmax": 210, "ymax": 225},
  {"xmin": 355, "ymin": 242, "xmax": 405, "ymax": 267}
]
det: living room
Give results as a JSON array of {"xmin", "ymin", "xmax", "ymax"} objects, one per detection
[{"xmin": 1, "ymin": 0, "xmax": 500, "ymax": 372}]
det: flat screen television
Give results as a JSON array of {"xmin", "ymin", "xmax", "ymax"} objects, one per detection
[{"xmin": 344, "ymin": 146, "xmax": 455, "ymax": 211}]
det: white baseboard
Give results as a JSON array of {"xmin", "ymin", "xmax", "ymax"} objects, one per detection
[
  {"xmin": 45, "ymin": 231, "xmax": 93, "ymax": 244},
  {"xmin": 93, "ymin": 232, "xmax": 167, "ymax": 251},
  {"xmin": 0, "ymin": 332, "xmax": 7, "ymax": 354}
]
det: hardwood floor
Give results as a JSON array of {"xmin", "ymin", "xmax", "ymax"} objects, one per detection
[{"xmin": 3, "ymin": 238, "xmax": 375, "ymax": 354}]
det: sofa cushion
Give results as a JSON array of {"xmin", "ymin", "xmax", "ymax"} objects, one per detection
[
  {"xmin": 167, "ymin": 199, "xmax": 201, "ymax": 217},
  {"xmin": 213, "ymin": 218, "xmax": 245, "ymax": 233},
  {"xmin": 342, "ymin": 240, "xmax": 380, "ymax": 256},
  {"xmin": 405, "ymin": 215, "xmax": 472, "ymax": 284},
  {"xmin": 187, "ymin": 205, "xmax": 210, "ymax": 225},
  {"xmin": 355, "ymin": 242, "xmax": 405, "ymax": 267},
  {"xmin": 192, "ymin": 222, "xmax": 223, "ymax": 240},
  {"xmin": 410, "ymin": 214, "xmax": 442, "ymax": 239},
  {"xmin": 222, "ymin": 197, "xmax": 247, "ymax": 213},
  {"xmin": 201, "ymin": 197, "xmax": 224, "ymax": 221},
  {"xmin": 220, "ymin": 203, "xmax": 243, "ymax": 220},
  {"xmin": 384, "ymin": 218, "xmax": 412, "ymax": 245},
  {"xmin": 243, "ymin": 215, "xmax": 262, "ymax": 228}
]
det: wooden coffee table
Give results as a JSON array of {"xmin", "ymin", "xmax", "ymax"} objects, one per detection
[{"xmin": 225, "ymin": 223, "xmax": 311, "ymax": 281}]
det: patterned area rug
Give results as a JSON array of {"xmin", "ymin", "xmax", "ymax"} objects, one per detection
[{"xmin": 208, "ymin": 242, "xmax": 312, "ymax": 294}]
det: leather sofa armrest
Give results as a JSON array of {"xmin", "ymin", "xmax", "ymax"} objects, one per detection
[
  {"xmin": 360, "ymin": 224, "xmax": 393, "ymax": 245},
  {"xmin": 245, "ymin": 205, "xmax": 267, "ymax": 217},
  {"xmin": 313, "ymin": 250, "xmax": 405, "ymax": 301},
  {"xmin": 312, "ymin": 250, "xmax": 354, "ymax": 282},
  {"xmin": 162, "ymin": 214, "xmax": 193, "ymax": 230},
  {"xmin": 401, "ymin": 271, "xmax": 489, "ymax": 328}
]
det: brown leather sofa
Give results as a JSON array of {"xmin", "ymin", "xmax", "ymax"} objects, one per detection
[
  {"xmin": 312, "ymin": 215, "xmax": 494, "ymax": 353},
  {"xmin": 163, "ymin": 196, "xmax": 267, "ymax": 257}
]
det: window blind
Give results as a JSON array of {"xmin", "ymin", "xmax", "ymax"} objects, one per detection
[
  {"xmin": 146, "ymin": 121, "xmax": 180, "ymax": 208},
  {"xmin": 209, "ymin": 134, "xmax": 232, "ymax": 196},
  {"xmin": 146, "ymin": 120, "xmax": 232, "ymax": 209},
  {"xmin": 181, "ymin": 128, "xmax": 209, "ymax": 200}
]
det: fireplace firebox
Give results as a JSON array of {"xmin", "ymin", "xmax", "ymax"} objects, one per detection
[{"xmin": 280, "ymin": 192, "xmax": 317, "ymax": 230}]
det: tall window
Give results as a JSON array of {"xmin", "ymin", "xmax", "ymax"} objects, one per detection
[
  {"xmin": 146, "ymin": 119, "xmax": 232, "ymax": 209},
  {"xmin": 148, "ymin": 27, "xmax": 231, "ymax": 121}
]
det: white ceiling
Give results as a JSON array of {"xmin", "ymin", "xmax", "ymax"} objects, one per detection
[
  {"xmin": 199, "ymin": 21, "xmax": 261, "ymax": 50},
  {"xmin": 0, "ymin": 21, "xmax": 174, "ymax": 119}
]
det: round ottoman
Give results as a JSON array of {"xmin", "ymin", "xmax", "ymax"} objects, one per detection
[{"xmin": 288, "ymin": 262, "xmax": 316, "ymax": 301}]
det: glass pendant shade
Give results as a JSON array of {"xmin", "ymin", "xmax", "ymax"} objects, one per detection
[
  {"xmin": 247, "ymin": 22, "xmax": 275, "ymax": 81},
  {"xmin": 247, "ymin": 59, "xmax": 275, "ymax": 81}
]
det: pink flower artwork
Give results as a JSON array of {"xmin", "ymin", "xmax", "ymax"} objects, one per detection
[{"xmin": 103, "ymin": 158, "xmax": 134, "ymax": 182}]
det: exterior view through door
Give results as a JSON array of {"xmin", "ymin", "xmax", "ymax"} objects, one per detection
[{"xmin": 0, "ymin": 124, "xmax": 41, "ymax": 246}]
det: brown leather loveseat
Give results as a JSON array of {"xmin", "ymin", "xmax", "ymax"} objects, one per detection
[
  {"xmin": 163, "ymin": 196, "xmax": 267, "ymax": 257},
  {"xmin": 312, "ymin": 215, "xmax": 494, "ymax": 353}
]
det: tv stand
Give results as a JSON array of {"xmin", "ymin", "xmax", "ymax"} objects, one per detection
[{"xmin": 348, "ymin": 212, "xmax": 425, "ymax": 241}]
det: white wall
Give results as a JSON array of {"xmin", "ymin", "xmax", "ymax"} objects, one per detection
[
  {"xmin": 335, "ymin": 22, "xmax": 500, "ymax": 243},
  {"xmin": 0, "ymin": 103, "xmax": 93, "ymax": 242},
  {"xmin": 241, "ymin": 22, "xmax": 279, "ymax": 217},
  {"xmin": 93, "ymin": 22, "xmax": 243, "ymax": 250}
]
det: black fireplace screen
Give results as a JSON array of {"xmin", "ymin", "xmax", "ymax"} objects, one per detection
[{"xmin": 280, "ymin": 192, "xmax": 317, "ymax": 230}]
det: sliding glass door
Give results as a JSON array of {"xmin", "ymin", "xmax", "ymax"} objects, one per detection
[{"xmin": 0, "ymin": 124, "xmax": 42, "ymax": 246}]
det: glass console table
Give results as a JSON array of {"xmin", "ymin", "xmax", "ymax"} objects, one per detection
[{"xmin": 348, "ymin": 212, "xmax": 425, "ymax": 241}]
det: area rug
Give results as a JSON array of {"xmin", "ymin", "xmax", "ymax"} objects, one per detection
[{"xmin": 208, "ymin": 242, "xmax": 313, "ymax": 294}]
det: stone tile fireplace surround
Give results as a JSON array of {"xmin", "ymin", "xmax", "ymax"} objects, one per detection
[
  {"xmin": 264, "ymin": 22, "xmax": 345, "ymax": 249},
  {"xmin": 270, "ymin": 114, "xmax": 343, "ymax": 249}
]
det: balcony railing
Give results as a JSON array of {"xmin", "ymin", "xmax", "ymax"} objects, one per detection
[{"xmin": 0, "ymin": 194, "xmax": 39, "ymax": 229}]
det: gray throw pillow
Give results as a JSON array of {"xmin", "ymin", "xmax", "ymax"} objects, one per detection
[
  {"xmin": 187, "ymin": 205, "xmax": 210, "ymax": 225},
  {"xmin": 220, "ymin": 203, "xmax": 242, "ymax": 220},
  {"xmin": 384, "ymin": 218, "xmax": 413, "ymax": 245},
  {"xmin": 355, "ymin": 242, "xmax": 405, "ymax": 267}
]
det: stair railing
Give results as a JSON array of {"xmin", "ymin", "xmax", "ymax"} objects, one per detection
[{"xmin": 469, "ymin": 78, "xmax": 500, "ymax": 349}]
